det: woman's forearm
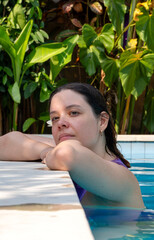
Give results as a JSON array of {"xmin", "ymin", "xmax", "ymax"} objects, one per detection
[
  {"xmin": 0, "ymin": 131, "xmax": 52, "ymax": 161},
  {"xmin": 25, "ymin": 134, "xmax": 55, "ymax": 147}
]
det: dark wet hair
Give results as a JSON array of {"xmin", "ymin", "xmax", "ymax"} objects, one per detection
[{"xmin": 49, "ymin": 82, "xmax": 130, "ymax": 168}]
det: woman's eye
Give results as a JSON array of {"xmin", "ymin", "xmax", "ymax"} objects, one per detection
[
  {"xmin": 51, "ymin": 116, "xmax": 59, "ymax": 122},
  {"xmin": 70, "ymin": 111, "xmax": 79, "ymax": 116}
]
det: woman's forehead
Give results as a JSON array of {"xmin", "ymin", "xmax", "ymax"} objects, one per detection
[{"xmin": 50, "ymin": 89, "xmax": 86, "ymax": 105}]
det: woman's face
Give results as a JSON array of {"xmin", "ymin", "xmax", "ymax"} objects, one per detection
[{"xmin": 50, "ymin": 89, "xmax": 102, "ymax": 150}]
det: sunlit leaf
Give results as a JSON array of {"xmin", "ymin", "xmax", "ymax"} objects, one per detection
[
  {"xmin": 8, "ymin": 82, "xmax": 21, "ymax": 103},
  {"xmin": 39, "ymin": 29, "xmax": 49, "ymax": 39},
  {"xmin": 14, "ymin": 20, "xmax": 33, "ymax": 64},
  {"xmin": 136, "ymin": 8, "xmax": 154, "ymax": 51},
  {"xmin": 120, "ymin": 51, "xmax": 154, "ymax": 98},
  {"xmin": 50, "ymin": 35, "xmax": 79, "ymax": 81},
  {"xmin": 0, "ymin": 26, "xmax": 16, "ymax": 60},
  {"xmin": 132, "ymin": 53, "xmax": 154, "ymax": 98},
  {"xmin": 103, "ymin": 0, "xmax": 126, "ymax": 35},
  {"xmin": 35, "ymin": 30, "xmax": 44, "ymax": 43},
  {"xmin": 79, "ymin": 45, "xmax": 100, "ymax": 76},
  {"xmin": 101, "ymin": 57, "xmax": 120, "ymax": 87},
  {"xmin": 82, "ymin": 24, "xmax": 97, "ymax": 47},
  {"xmin": 13, "ymin": 4, "xmax": 26, "ymax": 29},
  {"xmin": 97, "ymin": 23, "xmax": 114, "ymax": 53},
  {"xmin": 23, "ymin": 43, "xmax": 67, "ymax": 74}
]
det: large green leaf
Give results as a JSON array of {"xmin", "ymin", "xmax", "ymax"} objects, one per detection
[
  {"xmin": 14, "ymin": 20, "xmax": 33, "ymax": 64},
  {"xmin": 97, "ymin": 23, "xmax": 114, "ymax": 53},
  {"xmin": 79, "ymin": 46, "xmax": 100, "ymax": 76},
  {"xmin": 103, "ymin": 0, "xmax": 126, "ymax": 35},
  {"xmin": 13, "ymin": 4, "xmax": 26, "ymax": 29},
  {"xmin": 120, "ymin": 51, "xmax": 154, "ymax": 98},
  {"xmin": 101, "ymin": 57, "xmax": 120, "ymax": 87},
  {"xmin": 50, "ymin": 35, "xmax": 79, "ymax": 81},
  {"xmin": 8, "ymin": 82, "xmax": 21, "ymax": 103},
  {"xmin": 0, "ymin": 26, "xmax": 16, "ymax": 60},
  {"xmin": 40, "ymin": 81, "xmax": 51, "ymax": 102},
  {"xmin": 77, "ymin": 35, "xmax": 87, "ymax": 48},
  {"xmin": 23, "ymin": 118, "xmax": 36, "ymax": 132},
  {"xmin": 82, "ymin": 24, "xmax": 97, "ymax": 47},
  {"xmin": 132, "ymin": 53, "xmax": 154, "ymax": 98},
  {"xmin": 143, "ymin": 89, "xmax": 154, "ymax": 133},
  {"xmin": 136, "ymin": 8, "xmax": 154, "ymax": 51},
  {"xmin": 23, "ymin": 42, "xmax": 67, "ymax": 74}
]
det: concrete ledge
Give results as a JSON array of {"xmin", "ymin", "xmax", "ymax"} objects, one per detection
[
  {"xmin": 0, "ymin": 161, "xmax": 94, "ymax": 240},
  {"xmin": 117, "ymin": 135, "xmax": 154, "ymax": 142},
  {"xmin": 36, "ymin": 134, "xmax": 154, "ymax": 142}
]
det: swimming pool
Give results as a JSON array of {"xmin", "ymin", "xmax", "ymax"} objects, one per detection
[{"xmin": 84, "ymin": 160, "xmax": 154, "ymax": 240}]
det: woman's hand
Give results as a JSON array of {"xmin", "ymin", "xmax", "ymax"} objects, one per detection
[
  {"xmin": 40, "ymin": 147, "xmax": 53, "ymax": 163},
  {"xmin": 44, "ymin": 140, "xmax": 81, "ymax": 170}
]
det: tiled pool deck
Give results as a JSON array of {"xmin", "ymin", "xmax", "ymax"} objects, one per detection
[
  {"xmin": 117, "ymin": 135, "xmax": 154, "ymax": 160},
  {"xmin": 0, "ymin": 134, "xmax": 154, "ymax": 239}
]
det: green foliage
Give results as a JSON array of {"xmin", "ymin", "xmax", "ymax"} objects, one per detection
[
  {"xmin": 103, "ymin": 0, "xmax": 126, "ymax": 35},
  {"xmin": 119, "ymin": 50, "xmax": 154, "ymax": 99},
  {"xmin": 0, "ymin": 0, "xmax": 154, "ymax": 134},
  {"xmin": 0, "ymin": 19, "xmax": 67, "ymax": 130},
  {"xmin": 23, "ymin": 118, "xmax": 36, "ymax": 132},
  {"xmin": 136, "ymin": 8, "xmax": 154, "ymax": 51},
  {"xmin": 143, "ymin": 89, "xmax": 154, "ymax": 133},
  {"xmin": 76, "ymin": 0, "xmax": 154, "ymax": 133},
  {"xmin": 50, "ymin": 35, "xmax": 79, "ymax": 81}
]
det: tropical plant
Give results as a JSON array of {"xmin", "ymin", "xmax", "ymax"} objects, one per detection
[
  {"xmin": 0, "ymin": 19, "xmax": 67, "ymax": 130},
  {"xmin": 0, "ymin": 0, "xmax": 154, "ymax": 134},
  {"xmin": 49, "ymin": 0, "xmax": 154, "ymax": 133}
]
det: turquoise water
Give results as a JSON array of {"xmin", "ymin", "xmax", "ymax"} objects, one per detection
[{"xmin": 84, "ymin": 160, "xmax": 154, "ymax": 240}]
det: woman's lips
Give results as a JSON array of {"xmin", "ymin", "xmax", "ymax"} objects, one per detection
[{"xmin": 59, "ymin": 134, "xmax": 75, "ymax": 142}]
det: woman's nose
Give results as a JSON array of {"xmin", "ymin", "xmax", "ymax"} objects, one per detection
[{"xmin": 57, "ymin": 116, "xmax": 69, "ymax": 129}]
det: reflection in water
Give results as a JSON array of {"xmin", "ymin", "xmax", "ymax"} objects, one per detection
[{"xmin": 84, "ymin": 207, "xmax": 154, "ymax": 239}]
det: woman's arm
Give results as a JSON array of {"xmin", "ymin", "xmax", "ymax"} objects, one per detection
[
  {"xmin": 44, "ymin": 140, "xmax": 144, "ymax": 208},
  {"xmin": 0, "ymin": 131, "xmax": 54, "ymax": 161},
  {"xmin": 25, "ymin": 134, "xmax": 55, "ymax": 147}
]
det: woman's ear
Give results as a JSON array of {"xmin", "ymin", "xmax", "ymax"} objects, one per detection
[{"xmin": 99, "ymin": 111, "xmax": 109, "ymax": 132}]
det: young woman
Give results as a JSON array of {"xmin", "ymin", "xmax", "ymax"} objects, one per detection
[{"xmin": 0, "ymin": 83, "xmax": 144, "ymax": 209}]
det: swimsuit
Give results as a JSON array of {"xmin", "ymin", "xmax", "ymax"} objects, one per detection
[{"xmin": 73, "ymin": 158, "xmax": 128, "ymax": 201}]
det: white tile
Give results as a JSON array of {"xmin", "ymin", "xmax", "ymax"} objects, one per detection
[
  {"xmin": 145, "ymin": 142, "xmax": 154, "ymax": 159},
  {"xmin": 117, "ymin": 142, "xmax": 132, "ymax": 159},
  {"xmin": 131, "ymin": 142, "xmax": 145, "ymax": 159}
]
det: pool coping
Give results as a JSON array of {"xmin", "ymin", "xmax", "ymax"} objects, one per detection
[
  {"xmin": 37, "ymin": 134, "xmax": 154, "ymax": 142},
  {"xmin": 1, "ymin": 134, "xmax": 153, "ymax": 239},
  {"xmin": 117, "ymin": 135, "xmax": 154, "ymax": 142},
  {"xmin": 0, "ymin": 161, "xmax": 94, "ymax": 240}
]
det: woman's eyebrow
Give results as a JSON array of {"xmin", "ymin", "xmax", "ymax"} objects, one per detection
[
  {"xmin": 66, "ymin": 104, "xmax": 82, "ymax": 110},
  {"xmin": 50, "ymin": 104, "xmax": 82, "ymax": 115}
]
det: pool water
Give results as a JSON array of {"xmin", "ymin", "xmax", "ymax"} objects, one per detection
[{"xmin": 84, "ymin": 160, "xmax": 154, "ymax": 240}]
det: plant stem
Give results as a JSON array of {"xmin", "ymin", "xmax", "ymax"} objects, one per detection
[
  {"xmin": 121, "ymin": 95, "xmax": 131, "ymax": 134},
  {"xmin": 115, "ymin": 78, "xmax": 122, "ymax": 133},
  {"xmin": 13, "ymin": 102, "xmax": 18, "ymax": 131},
  {"xmin": 114, "ymin": 19, "xmax": 134, "ymax": 47},
  {"xmin": 127, "ymin": 0, "xmax": 139, "ymax": 43},
  {"xmin": 127, "ymin": 95, "xmax": 135, "ymax": 133},
  {"xmin": 140, "ymin": 86, "xmax": 148, "ymax": 133}
]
